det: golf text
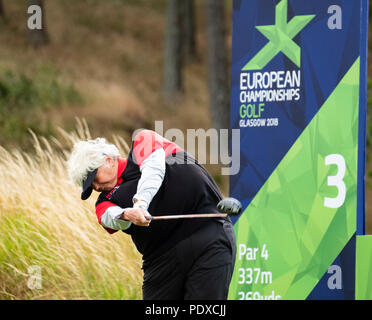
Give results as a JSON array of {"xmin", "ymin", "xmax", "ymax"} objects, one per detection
[
  {"xmin": 236, "ymin": 243, "xmax": 281, "ymax": 300},
  {"xmin": 144, "ymin": 304, "xmax": 226, "ymax": 318},
  {"xmin": 240, "ymin": 70, "xmax": 301, "ymax": 103}
]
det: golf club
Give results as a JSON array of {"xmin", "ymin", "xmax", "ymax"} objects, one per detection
[{"xmin": 145, "ymin": 197, "xmax": 242, "ymax": 221}]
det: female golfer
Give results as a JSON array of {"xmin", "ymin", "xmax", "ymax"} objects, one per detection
[{"xmin": 67, "ymin": 129, "xmax": 236, "ymax": 300}]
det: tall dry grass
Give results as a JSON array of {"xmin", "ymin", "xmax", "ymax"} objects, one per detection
[{"xmin": 0, "ymin": 119, "xmax": 142, "ymax": 300}]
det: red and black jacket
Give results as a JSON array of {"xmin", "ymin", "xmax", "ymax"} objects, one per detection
[{"xmin": 95, "ymin": 130, "xmax": 223, "ymax": 263}]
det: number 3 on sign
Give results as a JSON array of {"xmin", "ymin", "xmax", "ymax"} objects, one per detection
[{"xmin": 324, "ymin": 154, "xmax": 346, "ymax": 208}]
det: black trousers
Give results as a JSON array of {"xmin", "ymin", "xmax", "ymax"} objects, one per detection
[{"xmin": 142, "ymin": 219, "xmax": 236, "ymax": 300}]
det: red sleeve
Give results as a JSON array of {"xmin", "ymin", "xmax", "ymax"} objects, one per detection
[
  {"xmin": 132, "ymin": 130, "xmax": 182, "ymax": 167},
  {"xmin": 95, "ymin": 201, "xmax": 118, "ymax": 235}
]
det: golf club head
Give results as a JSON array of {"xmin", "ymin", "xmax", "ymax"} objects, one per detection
[{"xmin": 217, "ymin": 197, "xmax": 242, "ymax": 216}]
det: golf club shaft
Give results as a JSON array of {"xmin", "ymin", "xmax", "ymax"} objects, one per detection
[{"xmin": 146, "ymin": 213, "xmax": 227, "ymax": 221}]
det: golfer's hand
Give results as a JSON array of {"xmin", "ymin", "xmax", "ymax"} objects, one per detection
[{"xmin": 121, "ymin": 208, "xmax": 151, "ymax": 227}]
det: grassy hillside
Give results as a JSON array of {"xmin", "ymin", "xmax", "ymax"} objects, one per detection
[
  {"xmin": 0, "ymin": 0, "xmax": 226, "ymax": 143},
  {"xmin": 0, "ymin": 122, "xmax": 142, "ymax": 299}
]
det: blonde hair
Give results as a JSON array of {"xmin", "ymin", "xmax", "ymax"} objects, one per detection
[{"xmin": 67, "ymin": 138, "xmax": 120, "ymax": 186}]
